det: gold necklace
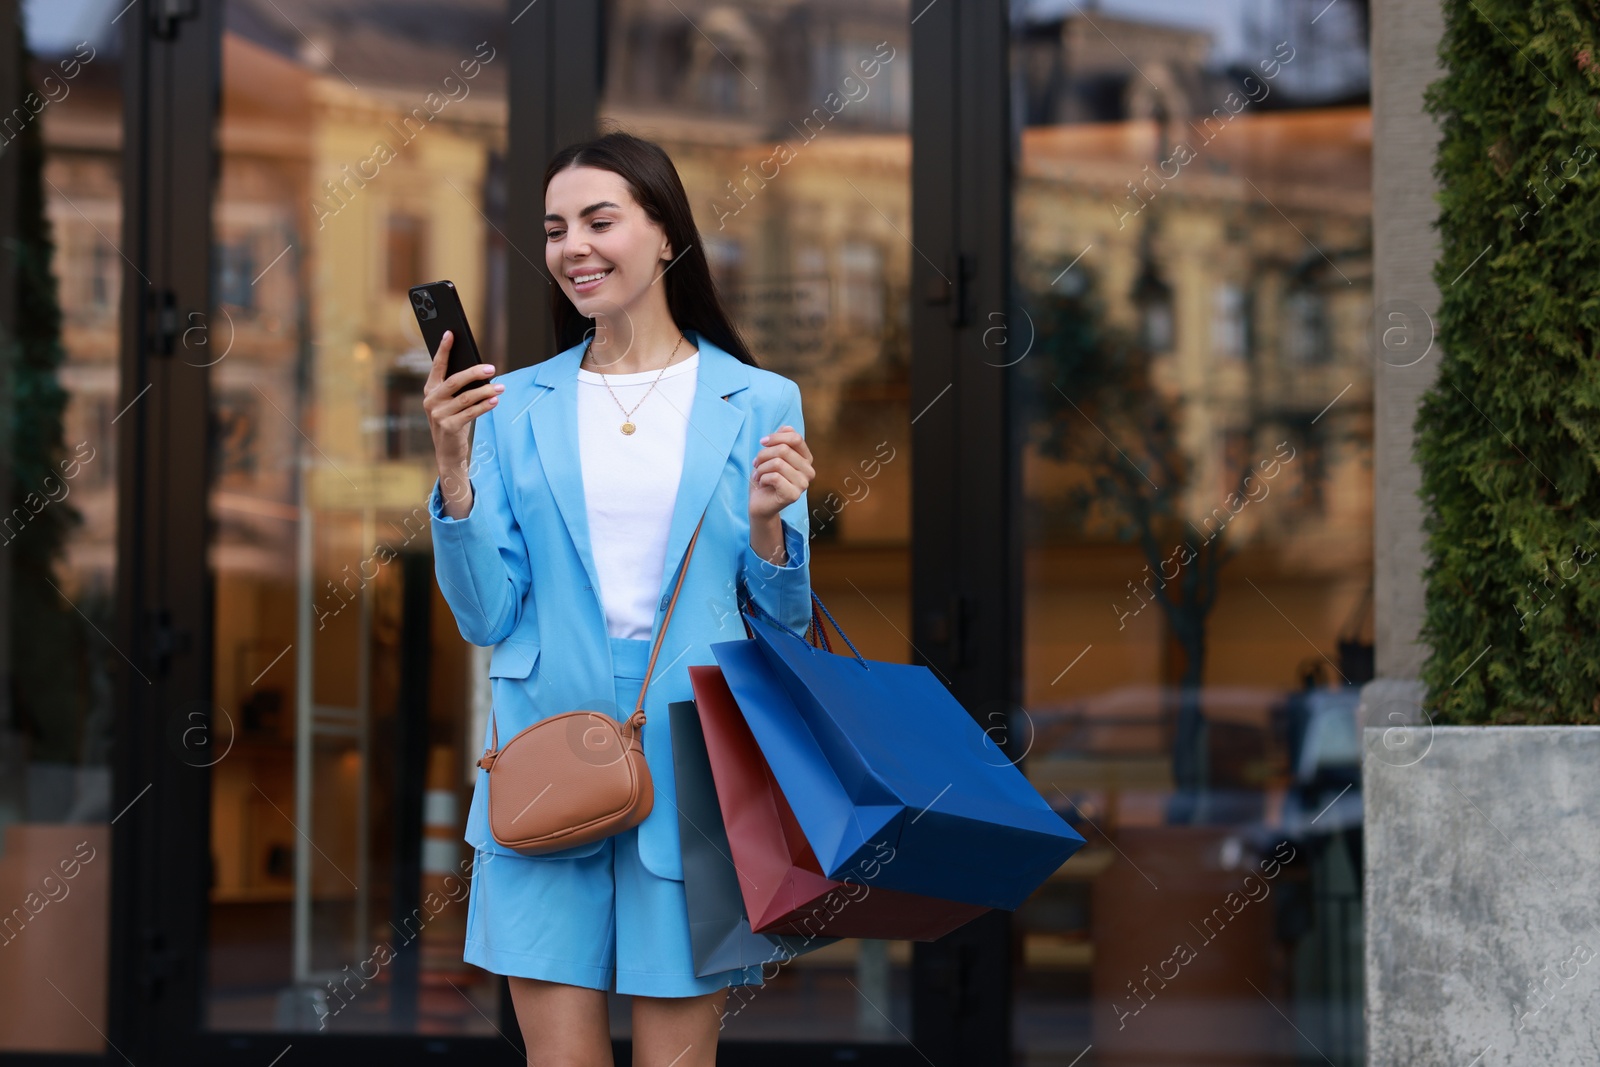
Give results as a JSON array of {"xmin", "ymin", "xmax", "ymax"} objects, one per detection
[{"xmin": 584, "ymin": 333, "xmax": 687, "ymax": 435}]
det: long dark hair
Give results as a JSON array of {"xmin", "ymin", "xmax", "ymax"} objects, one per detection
[{"xmin": 543, "ymin": 131, "xmax": 758, "ymax": 366}]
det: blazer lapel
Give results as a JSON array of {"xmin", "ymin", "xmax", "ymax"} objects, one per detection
[
  {"xmin": 653, "ymin": 330, "xmax": 750, "ymax": 623},
  {"xmin": 525, "ymin": 341, "xmax": 605, "ymax": 600},
  {"xmin": 521, "ymin": 330, "xmax": 752, "ymax": 625}
]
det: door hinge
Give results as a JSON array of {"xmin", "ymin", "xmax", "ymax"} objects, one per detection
[
  {"xmin": 924, "ymin": 942, "xmax": 980, "ymax": 1019},
  {"xmin": 922, "ymin": 592, "xmax": 967, "ymax": 671},
  {"xmin": 148, "ymin": 289, "xmax": 178, "ymax": 355},
  {"xmin": 924, "ymin": 252, "xmax": 973, "ymax": 328},
  {"xmin": 152, "ymin": 0, "xmax": 200, "ymax": 41},
  {"xmin": 146, "ymin": 607, "xmax": 192, "ymax": 676},
  {"xmin": 139, "ymin": 928, "xmax": 180, "ymax": 999}
]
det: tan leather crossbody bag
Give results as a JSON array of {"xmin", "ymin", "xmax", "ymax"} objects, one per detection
[{"xmin": 474, "ymin": 510, "xmax": 707, "ymax": 856}]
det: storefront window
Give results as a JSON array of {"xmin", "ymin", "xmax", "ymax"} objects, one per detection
[
  {"xmin": 1009, "ymin": 2, "xmax": 1371, "ymax": 1063},
  {"xmin": 203, "ymin": 2, "xmax": 509, "ymax": 1034}
]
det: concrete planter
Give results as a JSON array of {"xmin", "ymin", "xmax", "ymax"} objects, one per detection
[{"xmin": 1365, "ymin": 719, "xmax": 1600, "ymax": 1066}]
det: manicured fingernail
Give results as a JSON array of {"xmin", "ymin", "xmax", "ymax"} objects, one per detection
[{"xmin": 760, "ymin": 434, "xmax": 770, "ymax": 443}]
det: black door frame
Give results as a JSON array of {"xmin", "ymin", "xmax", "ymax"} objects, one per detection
[
  {"xmin": 24, "ymin": 1, "xmax": 1018, "ymax": 1065},
  {"xmin": 906, "ymin": 0, "xmax": 1016, "ymax": 1063},
  {"xmin": 108, "ymin": 0, "xmax": 219, "ymax": 1065}
]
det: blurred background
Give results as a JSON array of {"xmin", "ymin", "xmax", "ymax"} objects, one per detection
[{"xmin": 1, "ymin": 0, "xmax": 1370, "ymax": 1063}]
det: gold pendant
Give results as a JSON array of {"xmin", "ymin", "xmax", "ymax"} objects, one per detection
[{"xmin": 621, "ymin": 421, "xmax": 636, "ymax": 435}]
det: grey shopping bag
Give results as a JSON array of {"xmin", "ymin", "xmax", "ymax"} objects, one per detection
[{"xmin": 667, "ymin": 700, "xmax": 839, "ymax": 977}]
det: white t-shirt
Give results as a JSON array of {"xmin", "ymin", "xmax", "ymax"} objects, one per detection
[{"xmin": 576, "ymin": 349, "xmax": 700, "ymax": 640}]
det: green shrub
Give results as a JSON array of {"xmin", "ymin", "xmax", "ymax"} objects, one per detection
[
  {"xmin": 1418, "ymin": 0, "xmax": 1600, "ymax": 722},
  {"xmin": 4, "ymin": 20, "xmax": 92, "ymax": 760}
]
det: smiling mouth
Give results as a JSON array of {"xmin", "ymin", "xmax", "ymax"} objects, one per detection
[{"xmin": 571, "ymin": 269, "xmax": 612, "ymax": 292}]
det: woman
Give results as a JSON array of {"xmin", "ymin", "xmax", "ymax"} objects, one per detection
[{"xmin": 422, "ymin": 130, "xmax": 815, "ymax": 1065}]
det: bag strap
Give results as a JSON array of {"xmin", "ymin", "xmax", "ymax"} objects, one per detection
[
  {"xmin": 808, "ymin": 601, "xmax": 833, "ymax": 653},
  {"xmin": 633, "ymin": 510, "xmax": 706, "ymax": 718}
]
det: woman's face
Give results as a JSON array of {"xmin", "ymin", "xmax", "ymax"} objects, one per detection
[{"xmin": 544, "ymin": 165, "xmax": 671, "ymax": 322}]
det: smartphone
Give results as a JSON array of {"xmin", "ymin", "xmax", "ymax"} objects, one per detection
[{"xmin": 408, "ymin": 280, "xmax": 491, "ymax": 399}]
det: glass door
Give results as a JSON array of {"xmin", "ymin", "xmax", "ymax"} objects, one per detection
[
  {"xmin": 597, "ymin": 0, "xmax": 916, "ymax": 1048},
  {"xmin": 1008, "ymin": 2, "xmax": 1372, "ymax": 1064},
  {"xmin": 202, "ymin": 0, "xmax": 510, "ymax": 1035}
]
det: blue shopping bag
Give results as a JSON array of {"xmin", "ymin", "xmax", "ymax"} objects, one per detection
[{"xmin": 710, "ymin": 599, "xmax": 1085, "ymax": 912}]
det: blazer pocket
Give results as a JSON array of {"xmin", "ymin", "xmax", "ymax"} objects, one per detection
[{"xmin": 488, "ymin": 642, "xmax": 540, "ymax": 678}]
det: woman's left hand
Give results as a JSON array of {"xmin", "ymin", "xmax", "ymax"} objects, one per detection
[{"xmin": 750, "ymin": 424, "xmax": 814, "ymax": 522}]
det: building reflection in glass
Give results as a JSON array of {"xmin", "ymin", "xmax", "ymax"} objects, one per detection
[
  {"xmin": 1010, "ymin": 3, "xmax": 1371, "ymax": 1064},
  {"xmin": 202, "ymin": 0, "xmax": 511, "ymax": 1034}
]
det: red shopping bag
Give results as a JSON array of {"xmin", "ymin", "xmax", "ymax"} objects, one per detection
[{"xmin": 688, "ymin": 663, "xmax": 990, "ymax": 940}]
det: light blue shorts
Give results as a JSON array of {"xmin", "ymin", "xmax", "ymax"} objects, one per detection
[{"xmin": 463, "ymin": 636, "xmax": 767, "ymax": 997}]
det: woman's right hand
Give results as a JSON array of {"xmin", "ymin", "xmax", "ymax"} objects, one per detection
[{"xmin": 424, "ymin": 330, "xmax": 502, "ymax": 518}]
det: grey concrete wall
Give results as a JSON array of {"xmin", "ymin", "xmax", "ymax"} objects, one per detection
[
  {"xmin": 1371, "ymin": 0, "xmax": 1446, "ymax": 680},
  {"xmin": 1365, "ymin": 727, "xmax": 1600, "ymax": 1065}
]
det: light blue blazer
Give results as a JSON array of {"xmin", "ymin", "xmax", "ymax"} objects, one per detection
[{"xmin": 427, "ymin": 328, "xmax": 812, "ymax": 880}]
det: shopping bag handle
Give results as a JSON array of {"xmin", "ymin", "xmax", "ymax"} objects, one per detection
[
  {"xmin": 807, "ymin": 593, "xmax": 866, "ymax": 664},
  {"xmin": 737, "ymin": 581, "xmax": 869, "ymax": 669}
]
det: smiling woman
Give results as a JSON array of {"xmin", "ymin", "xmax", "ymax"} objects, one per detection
[
  {"xmin": 532, "ymin": 139, "xmax": 814, "ymax": 567},
  {"xmin": 422, "ymin": 130, "xmax": 816, "ymax": 1067},
  {"xmin": 539, "ymin": 140, "xmax": 761, "ymax": 371}
]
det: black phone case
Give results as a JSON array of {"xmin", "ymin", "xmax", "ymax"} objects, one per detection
[{"xmin": 408, "ymin": 280, "xmax": 490, "ymax": 399}]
